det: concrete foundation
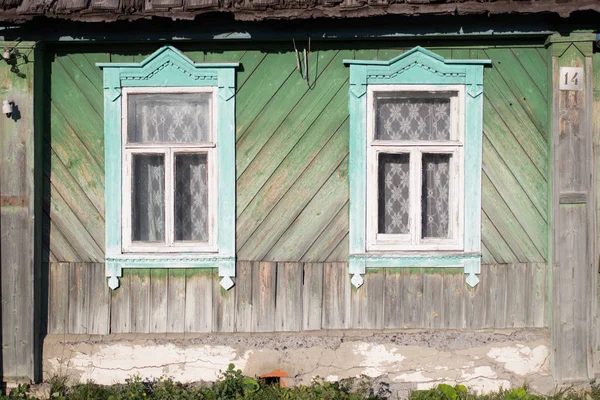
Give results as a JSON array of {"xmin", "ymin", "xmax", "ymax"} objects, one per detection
[{"xmin": 43, "ymin": 329, "xmax": 553, "ymax": 397}]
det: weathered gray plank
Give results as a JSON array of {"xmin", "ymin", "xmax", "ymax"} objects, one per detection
[
  {"xmin": 149, "ymin": 269, "xmax": 168, "ymax": 333},
  {"xmin": 506, "ymin": 264, "xmax": 526, "ymax": 328},
  {"xmin": 275, "ymin": 263, "xmax": 303, "ymax": 332},
  {"xmin": 525, "ymin": 263, "xmax": 547, "ymax": 328},
  {"xmin": 302, "ymin": 263, "xmax": 323, "ymax": 331},
  {"xmin": 68, "ymin": 263, "xmax": 88, "ymax": 334},
  {"xmin": 110, "ymin": 270, "xmax": 130, "ymax": 333},
  {"xmin": 422, "ymin": 272, "xmax": 443, "ymax": 329},
  {"xmin": 351, "ymin": 269, "xmax": 384, "ymax": 329},
  {"xmin": 322, "ymin": 262, "xmax": 351, "ymax": 329},
  {"xmin": 185, "ymin": 269, "xmax": 213, "ymax": 333},
  {"xmin": 48, "ymin": 263, "xmax": 69, "ymax": 334},
  {"xmin": 442, "ymin": 272, "xmax": 465, "ymax": 329},
  {"xmin": 130, "ymin": 269, "xmax": 151, "ymax": 333},
  {"xmin": 403, "ymin": 271, "xmax": 424, "ymax": 328},
  {"xmin": 88, "ymin": 262, "xmax": 110, "ymax": 335},
  {"xmin": 251, "ymin": 262, "xmax": 276, "ymax": 332},
  {"xmin": 235, "ymin": 261, "xmax": 253, "ymax": 332},
  {"xmin": 485, "ymin": 265, "xmax": 507, "ymax": 328},
  {"xmin": 465, "ymin": 264, "xmax": 487, "ymax": 329},
  {"xmin": 383, "ymin": 269, "xmax": 405, "ymax": 329},
  {"xmin": 213, "ymin": 269, "xmax": 235, "ymax": 333},
  {"xmin": 166, "ymin": 269, "xmax": 186, "ymax": 333}
]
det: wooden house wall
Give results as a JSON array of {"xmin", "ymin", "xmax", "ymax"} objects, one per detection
[{"xmin": 42, "ymin": 42, "xmax": 550, "ymax": 334}]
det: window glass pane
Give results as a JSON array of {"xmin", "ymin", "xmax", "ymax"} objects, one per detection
[
  {"xmin": 175, "ymin": 153, "xmax": 209, "ymax": 242},
  {"xmin": 128, "ymin": 93, "xmax": 211, "ymax": 143},
  {"xmin": 132, "ymin": 154, "xmax": 165, "ymax": 242},
  {"xmin": 378, "ymin": 153, "xmax": 410, "ymax": 234},
  {"xmin": 375, "ymin": 94, "xmax": 451, "ymax": 141},
  {"xmin": 422, "ymin": 153, "xmax": 451, "ymax": 238}
]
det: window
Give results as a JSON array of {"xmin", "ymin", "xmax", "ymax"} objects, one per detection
[
  {"xmin": 99, "ymin": 46, "xmax": 238, "ymax": 290},
  {"xmin": 366, "ymin": 86, "xmax": 463, "ymax": 252},
  {"xmin": 344, "ymin": 47, "xmax": 490, "ymax": 288},
  {"xmin": 122, "ymin": 88, "xmax": 217, "ymax": 253}
]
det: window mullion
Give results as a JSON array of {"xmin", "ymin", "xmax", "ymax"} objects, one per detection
[
  {"xmin": 165, "ymin": 148, "xmax": 174, "ymax": 247},
  {"xmin": 411, "ymin": 148, "xmax": 422, "ymax": 246}
]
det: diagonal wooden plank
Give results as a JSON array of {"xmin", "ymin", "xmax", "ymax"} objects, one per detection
[
  {"xmin": 68, "ymin": 53, "xmax": 106, "ymax": 92},
  {"xmin": 483, "ymin": 48, "xmax": 548, "ymax": 139},
  {"xmin": 235, "ymin": 52, "xmax": 298, "ymax": 141},
  {"xmin": 510, "ymin": 47, "xmax": 548, "ymax": 100},
  {"xmin": 301, "ymin": 202, "xmax": 349, "ymax": 263},
  {"xmin": 481, "ymin": 210, "xmax": 518, "ymax": 264},
  {"xmin": 236, "ymin": 50, "xmax": 341, "ymax": 177},
  {"xmin": 57, "ymin": 54, "xmax": 104, "ymax": 115},
  {"xmin": 483, "ymin": 135, "xmax": 547, "ymax": 259},
  {"xmin": 482, "ymin": 172, "xmax": 544, "ymax": 262}
]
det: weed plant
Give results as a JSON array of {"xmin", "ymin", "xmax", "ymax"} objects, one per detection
[{"xmin": 2, "ymin": 365, "xmax": 600, "ymax": 400}]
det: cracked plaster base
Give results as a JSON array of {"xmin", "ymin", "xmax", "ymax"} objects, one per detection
[{"xmin": 43, "ymin": 329, "xmax": 553, "ymax": 397}]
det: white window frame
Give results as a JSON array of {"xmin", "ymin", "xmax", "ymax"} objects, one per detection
[
  {"xmin": 365, "ymin": 84, "xmax": 465, "ymax": 252},
  {"xmin": 121, "ymin": 86, "xmax": 218, "ymax": 253}
]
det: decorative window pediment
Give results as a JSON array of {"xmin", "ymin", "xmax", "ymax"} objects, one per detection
[
  {"xmin": 98, "ymin": 46, "xmax": 238, "ymax": 290},
  {"xmin": 344, "ymin": 46, "xmax": 490, "ymax": 289}
]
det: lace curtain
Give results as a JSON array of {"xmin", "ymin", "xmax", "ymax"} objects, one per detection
[
  {"xmin": 378, "ymin": 153, "xmax": 410, "ymax": 234},
  {"xmin": 376, "ymin": 97, "xmax": 451, "ymax": 141},
  {"xmin": 421, "ymin": 154, "xmax": 450, "ymax": 238},
  {"xmin": 128, "ymin": 93, "xmax": 211, "ymax": 143},
  {"xmin": 132, "ymin": 154, "xmax": 165, "ymax": 242},
  {"xmin": 175, "ymin": 154, "xmax": 209, "ymax": 242}
]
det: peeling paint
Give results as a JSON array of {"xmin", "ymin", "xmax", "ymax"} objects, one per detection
[{"xmin": 487, "ymin": 345, "xmax": 549, "ymax": 376}]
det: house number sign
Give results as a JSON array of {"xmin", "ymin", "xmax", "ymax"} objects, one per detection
[{"xmin": 559, "ymin": 67, "xmax": 584, "ymax": 91}]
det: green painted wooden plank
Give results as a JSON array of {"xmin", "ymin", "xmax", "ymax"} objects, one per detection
[
  {"xmin": 236, "ymin": 51, "xmax": 268, "ymax": 89},
  {"xmin": 68, "ymin": 53, "xmax": 105, "ymax": 92},
  {"xmin": 301, "ymin": 202, "xmax": 349, "ymax": 263},
  {"xmin": 377, "ymin": 48, "xmax": 404, "ymax": 61},
  {"xmin": 483, "ymin": 135, "xmax": 548, "ymax": 259},
  {"xmin": 45, "ymin": 217, "xmax": 81, "ymax": 262},
  {"xmin": 239, "ymin": 156, "xmax": 348, "ymax": 261},
  {"xmin": 48, "ymin": 103, "xmax": 105, "ymax": 214},
  {"xmin": 237, "ymin": 72, "xmax": 349, "ymax": 215},
  {"xmin": 326, "ymin": 233, "xmax": 349, "ymax": 262},
  {"xmin": 266, "ymin": 160, "xmax": 349, "ymax": 261},
  {"xmin": 235, "ymin": 52, "xmax": 298, "ymax": 141},
  {"xmin": 237, "ymin": 83, "xmax": 348, "ymax": 222},
  {"xmin": 236, "ymin": 49, "xmax": 340, "ymax": 178},
  {"xmin": 482, "ymin": 172, "xmax": 544, "ymax": 262},
  {"xmin": 481, "ymin": 210, "xmax": 518, "ymax": 264},
  {"xmin": 483, "ymin": 96, "xmax": 548, "ymax": 220},
  {"xmin": 45, "ymin": 180, "xmax": 104, "ymax": 262},
  {"xmin": 51, "ymin": 56, "xmax": 104, "ymax": 155},
  {"xmin": 480, "ymin": 242, "xmax": 496, "ymax": 266},
  {"xmin": 510, "ymin": 47, "xmax": 548, "ymax": 100},
  {"xmin": 483, "ymin": 48, "xmax": 548, "ymax": 138},
  {"xmin": 47, "ymin": 149, "xmax": 105, "ymax": 250},
  {"xmin": 237, "ymin": 116, "xmax": 349, "ymax": 254},
  {"xmin": 483, "ymin": 70, "xmax": 548, "ymax": 176},
  {"xmin": 204, "ymin": 50, "xmax": 245, "ymax": 63}
]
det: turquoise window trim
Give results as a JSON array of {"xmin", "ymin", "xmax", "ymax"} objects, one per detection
[
  {"xmin": 99, "ymin": 46, "xmax": 239, "ymax": 290},
  {"xmin": 344, "ymin": 47, "xmax": 491, "ymax": 289}
]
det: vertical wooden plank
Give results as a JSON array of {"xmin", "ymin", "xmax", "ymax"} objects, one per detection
[
  {"xmin": 68, "ymin": 263, "xmax": 88, "ymax": 334},
  {"xmin": 465, "ymin": 264, "xmax": 487, "ymax": 329},
  {"xmin": 235, "ymin": 261, "xmax": 253, "ymax": 332},
  {"xmin": 48, "ymin": 263, "xmax": 69, "ymax": 334},
  {"xmin": 213, "ymin": 268, "xmax": 235, "ymax": 333},
  {"xmin": 130, "ymin": 269, "xmax": 150, "ymax": 333},
  {"xmin": 383, "ymin": 269, "xmax": 405, "ymax": 329},
  {"xmin": 149, "ymin": 269, "xmax": 168, "ymax": 333},
  {"xmin": 322, "ymin": 262, "xmax": 351, "ymax": 329},
  {"xmin": 525, "ymin": 263, "xmax": 547, "ymax": 328},
  {"xmin": 110, "ymin": 269, "xmax": 131, "ymax": 333},
  {"xmin": 275, "ymin": 263, "xmax": 303, "ymax": 332},
  {"xmin": 251, "ymin": 262, "xmax": 276, "ymax": 332},
  {"xmin": 506, "ymin": 264, "xmax": 526, "ymax": 328},
  {"xmin": 184, "ymin": 269, "xmax": 213, "ymax": 333},
  {"xmin": 88, "ymin": 262, "xmax": 110, "ymax": 335},
  {"xmin": 166, "ymin": 269, "xmax": 186, "ymax": 333},
  {"xmin": 422, "ymin": 272, "xmax": 443, "ymax": 329},
  {"xmin": 403, "ymin": 270, "xmax": 424, "ymax": 328},
  {"xmin": 351, "ymin": 269, "xmax": 384, "ymax": 329},
  {"xmin": 486, "ymin": 264, "xmax": 507, "ymax": 328},
  {"xmin": 442, "ymin": 271, "xmax": 465, "ymax": 329},
  {"xmin": 302, "ymin": 263, "xmax": 323, "ymax": 331}
]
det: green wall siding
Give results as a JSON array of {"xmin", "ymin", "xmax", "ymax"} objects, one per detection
[{"xmin": 42, "ymin": 43, "xmax": 548, "ymax": 264}]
